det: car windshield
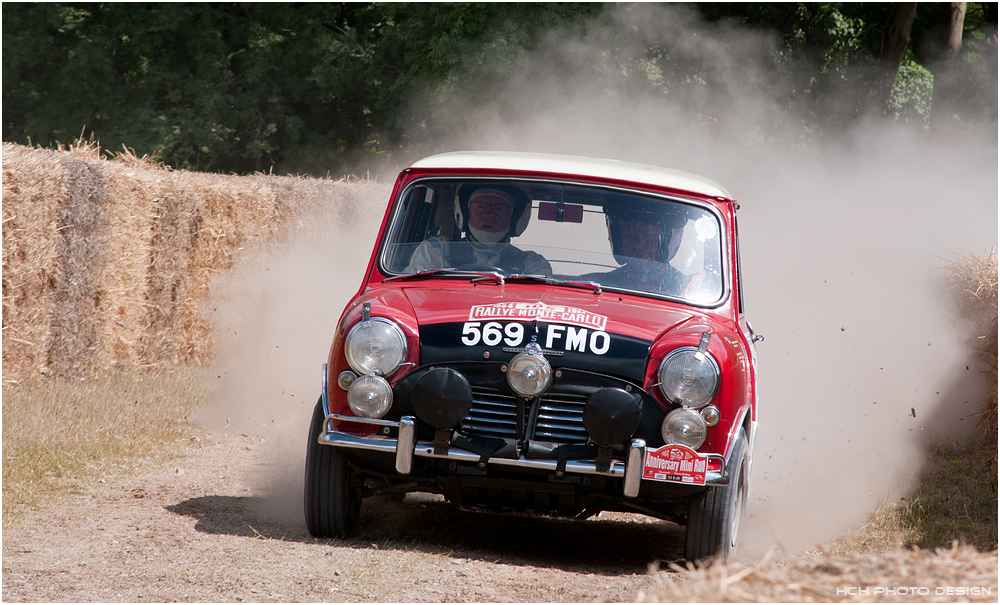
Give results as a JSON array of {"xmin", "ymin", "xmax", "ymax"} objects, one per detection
[{"xmin": 380, "ymin": 178, "xmax": 725, "ymax": 305}]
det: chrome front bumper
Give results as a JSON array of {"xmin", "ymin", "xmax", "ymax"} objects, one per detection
[
  {"xmin": 320, "ymin": 364, "xmax": 728, "ymax": 494},
  {"xmin": 318, "ymin": 413, "xmax": 730, "ymax": 495}
]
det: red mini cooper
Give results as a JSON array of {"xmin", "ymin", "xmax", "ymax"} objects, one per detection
[{"xmin": 304, "ymin": 151, "xmax": 760, "ymax": 562}]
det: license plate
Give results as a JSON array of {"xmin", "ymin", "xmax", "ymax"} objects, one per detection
[{"xmin": 642, "ymin": 444, "xmax": 708, "ymax": 485}]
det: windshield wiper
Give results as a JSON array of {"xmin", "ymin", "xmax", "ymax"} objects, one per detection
[
  {"xmin": 506, "ymin": 274, "xmax": 602, "ymax": 294},
  {"xmin": 384, "ymin": 270, "xmax": 601, "ymax": 293},
  {"xmin": 382, "ymin": 268, "xmax": 458, "ymax": 282},
  {"xmin": 382, "ymin": 268, "xmax": 504, "ymax": 285}
]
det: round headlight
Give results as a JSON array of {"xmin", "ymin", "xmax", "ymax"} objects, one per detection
[
  {"xmin": 507, "ymin": 345, "xmax": 552, "ymax": 397},
  {"xmin": 661, "ymin": 408, "xmax": 707, "ymax": 449},
  {"xmin": 657, "ymin": 347, "xmax": 720, "ymax": 408},
  {"xmin": 347, "ymin": 374, "xmax": 393, "ymax": 418},
  {"xmin": 344, "ymin": 318, "xmax": 407, "ymax": 376}
]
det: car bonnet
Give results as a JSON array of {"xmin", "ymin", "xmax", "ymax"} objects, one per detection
[{"xmin": 401, "ymin": 283, "xmax": 706, "ymax": 383}]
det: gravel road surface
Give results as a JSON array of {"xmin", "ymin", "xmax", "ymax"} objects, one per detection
[{"xmin": 3, "ymin": 428, "xmax": 681, "ymax": 602}]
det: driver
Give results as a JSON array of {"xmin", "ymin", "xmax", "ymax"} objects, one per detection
[{"xmin": 405, "ymin": 185, "xmax": 552, "ymax": 276}]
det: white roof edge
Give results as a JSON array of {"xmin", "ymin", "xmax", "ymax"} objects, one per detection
[{"xmin": 409, "ymin": 151, "xmax": 732, "ymax": 199}]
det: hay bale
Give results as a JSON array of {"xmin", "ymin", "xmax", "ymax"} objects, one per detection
[
  {"xmin": 142, "ymin": 182, "xmax": 199, "ymax": 366},
  {"xmin": 168, "ymin": 171, "xmax": 278, "ymax": 365},
  {"xmin": 94, "ymin": 159, "xmax": 158, "ymax": 369},
  {"xmin": 2, "ymin": 142, "xmax": 391, "ymax": 379},
  {"xmin": 262, "ymin": 172, "xmax": 390, "ymax": 233},
  {"xmin": 46, "ymin": 155, "xmax": 110, "ymax": 378},
  {"xmin": 2, "ymin": 145, "xmax": 64, "ymax": 382}
]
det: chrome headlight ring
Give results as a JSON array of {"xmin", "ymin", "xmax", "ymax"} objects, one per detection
[
  {"xmin": 347, "ymin": 374, "xmax": 393, "ymax": 418},
  {"xmin": 661, "ymin": 407, "xmax": 707, "ymax": 449},
  {"xmin": 657, "ymin": 346, "xmax": 720, "ymax": 408},
  {"xmin": 344, "ymin": 317, "xmax": 407, "ymax": 377},
  {"xmin": 506, "ymin": 343, "xmax": 553, "ymax": 398}
]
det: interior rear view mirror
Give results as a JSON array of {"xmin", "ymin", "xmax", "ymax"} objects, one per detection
[{"xmin": 537, "ymin": 201, "xmax": 584, "ymax": 223}]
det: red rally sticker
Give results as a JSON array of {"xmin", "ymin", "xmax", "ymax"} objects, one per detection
[{"xmin": 643, "ymin": 444, "xmax": 708, "ymax": 486}]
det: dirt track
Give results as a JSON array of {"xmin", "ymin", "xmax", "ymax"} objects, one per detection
[
  {"xmin": 2, "ymin": 427, "xmax": 681, "ymax": 602},
  {"xmin": 7, "ymin": 422, "xmax": 997, "ymax": 603}
]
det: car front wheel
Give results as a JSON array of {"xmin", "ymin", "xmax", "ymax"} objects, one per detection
[
  {"xmin": 684, "ymin": 426, "xmax": 749, "ymax": 563},
  {"xmin": 304, "ymin": 399, "xmax": 362, "ymax": 538}
]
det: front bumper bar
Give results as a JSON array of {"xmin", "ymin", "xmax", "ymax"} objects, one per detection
[{"xmin": 319, "ymin": 413, "xmax": 730, "ymax": 495}]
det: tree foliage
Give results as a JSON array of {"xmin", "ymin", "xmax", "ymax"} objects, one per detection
[{"xmin": 3, "ymin": 3, "xmax": 995, "ymax": 176}]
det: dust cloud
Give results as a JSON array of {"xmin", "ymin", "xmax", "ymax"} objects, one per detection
[
  {"xmin": 200, "ymin": 190, "xmax": 388, "ymax": 525},
  {"xmin": 205, "ymin": 4, "xmax": 997, "ymax": 553},
  {"xmin": 401, "ymin": 4, "xmax": 998, "ymax": 556}
]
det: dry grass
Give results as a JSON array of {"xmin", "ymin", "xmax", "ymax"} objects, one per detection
[
  {"xmin": 898, "ymin": 440, "xmax": 998, "ymax": 552},
  {"xmin": 824, "ymin": 497, "xmax": 925, "ymax": 556},
  {"xmin": 1, "ymin": 367, "xmax": 211, "ymax": 525},
  {"xmin": 946, "ymin": 249, "xmax": 998, "ymax": 439},
  {"xmin": 638, "ymin": 543, "xmax": 998, "ymax": 602},
  {"xmin": 826, "ymin": 439, "xmax": 998, "ymax": 555}
]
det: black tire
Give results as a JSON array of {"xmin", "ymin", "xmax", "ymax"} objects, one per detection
[
  {"xmin": 685, "ymin": 427, "xmax": 750, "ymax": 563},
  {"xmin": 304, "ymin": 399, "xmax": 362, "ymax": 538}
]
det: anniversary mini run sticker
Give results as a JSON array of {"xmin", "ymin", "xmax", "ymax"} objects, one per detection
[{"xmin": 643, "ymin": 444, "xmax": 709, "ymax": 485}]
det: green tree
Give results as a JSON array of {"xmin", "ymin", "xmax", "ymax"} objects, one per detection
[
  {"xmin": 3, "ymin": 3, "xmax": 603, "ymax": 175},
  {"xmin": 695, "ymin": 2, "xmax": 996, "ymax": 127},
  {"xmin": 3, "ymin": 3, "xmax": 996, "ymax": 175}
]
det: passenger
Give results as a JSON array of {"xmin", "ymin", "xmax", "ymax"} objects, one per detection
[
  {"xmin": 601, "ymin": 207, "xmax": 690, "ymax": 295},
  {"xmin": 405, "ymin": 185, "xmax": 552, "ymax": 276}
]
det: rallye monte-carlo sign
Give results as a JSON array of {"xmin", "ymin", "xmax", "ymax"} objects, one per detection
[
  {"xmin": 462, "ymin": 301, "xmax": 613, "ymax": 354},
  {"xmin": 469, "ymin": 302, "xmax": 608, "ymax": 331},
  {"xmin": 418, "ymin": 302, "xmax": 652, "ymax": 381},
  {"xmin": 462, "ymin": 302, "xmax": 611, "ymax": 354}
]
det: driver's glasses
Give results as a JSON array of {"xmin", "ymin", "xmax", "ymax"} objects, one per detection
[{"xmin": 469, "ymin": 199, "xmax": 513, "ymax": 217}]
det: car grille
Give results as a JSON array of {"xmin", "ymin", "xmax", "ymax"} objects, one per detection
[{"xmin": 460, "ymin": 387, "xmax": 590, "ymax": 444}]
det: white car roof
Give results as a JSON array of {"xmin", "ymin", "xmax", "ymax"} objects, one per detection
[{"xmin": 409, "ymin": 151, "xmax": 732, "ymax": 199}]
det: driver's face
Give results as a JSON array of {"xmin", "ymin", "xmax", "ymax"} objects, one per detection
[{"xmin": 468, "ymin": 195, "xmax": 514, "ymax": 233}]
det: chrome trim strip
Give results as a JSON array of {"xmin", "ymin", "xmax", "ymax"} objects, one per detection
[
  {"xmin": 321, "ymin": 364, "xmax": 331, "ymax": 417},
  {"xmin": 326, "ymin": 412, "xmax": 399, "ymax": 428},
  {"xmin": 320, "ymin": 427, "xmax": 626, "ymax": 478}
]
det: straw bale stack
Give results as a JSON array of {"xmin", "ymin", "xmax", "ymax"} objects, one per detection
[{"xmin": 2, "ymin": 143, "xmax": 389, "ymax": 383}]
